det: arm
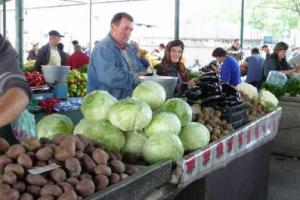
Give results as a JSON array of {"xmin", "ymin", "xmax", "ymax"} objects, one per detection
[
  {"xmin": 34, "ymin": 46, "xmax": 47, "ymax": 72},
  {"xmin": 240, "ymin": 60, "xmax": 248, "ymax": 76},
  {"xmin": 0, "ymin": 88, "xmax": 29, "ymax": 127}
]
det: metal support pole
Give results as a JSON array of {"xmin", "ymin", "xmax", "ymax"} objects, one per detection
[
  {"xmin": 89, "ymin": 0, "xmax": 92, "ymax": 55},
  {"xmin": 175, "ymin": 0, "xmax": 180, "ymax": 40},
  {"xmin": 240, "ymin": 0, "xmax": 244, "ymax": 48},
  {"xmin": 15, "ymin": 0, "xmax": 23, "ymax": 68},
  {"xmin": 3, "ymin": 0, "xmax": 6, "ymax": 39}
]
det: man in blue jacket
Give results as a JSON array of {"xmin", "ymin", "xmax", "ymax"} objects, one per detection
[
  {"xmin": 87, "ymin": 12, "xmax": 145, "ymax": 99},
  {"xmin": 212, "ymin": 47, "xmax": 241, "ymax": 86}
]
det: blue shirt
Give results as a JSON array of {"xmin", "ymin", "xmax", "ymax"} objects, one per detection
[
  {"xmin": 87, "ymin": 34, "xmax": 145, "ymax": 99},
  {"xmin": 245, "ymin": 55, "xmax": 265, "ymax": 83},
  {"xmin": 221, "ymin": 56, "xmax": 241, "ymax": 86}
]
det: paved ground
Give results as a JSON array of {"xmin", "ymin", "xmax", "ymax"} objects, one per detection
[{"xmin": 268, "ymin": 155, "xmax": 300, "ymax": 200}]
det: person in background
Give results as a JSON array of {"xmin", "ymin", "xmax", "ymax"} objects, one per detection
[
  {"xmin": 190, "ymin": 59, "xmax": 201, "ymax": 70},
  {"xmin": 27, "ymin": 43, "xmax": 38, "ymax": 60},
  {"xmin": 154, "ymin": 39, "xmax": 195, "ymax": 89},
  {"xmin": 34, "ymin": 30, "xmax": 67, "ymax": 72},
  {"xmin": 227, "ymin": 39, "xmax": 244, "ymax": 62},
  {"xmin": 72, "ymin": 40, "xmax": 79, "ymax": 47},
  {"xmin": 261, "ymin": 44, "xmax": 271, "ymax": 59},
  {"xmin": 57, "ymin": 42, "xmax": 69, "ymax": 66},
  {"xmin": 261, "ymin": 42, "xmax": 294, "ymax": 82},
  {"xmin": 212, "ymin": 47, "xmax": 241, "ymax": 86},
  {"xmin": 240, "ymin": 48, "xmax": 265, "ymax": 87},
  {"xmin": 67, "ymin": 44, "xmax": 89, "ymax": 70},
  {"xmin": 130, "ymin": 41, "xmax": 149, "ymax": 70},
  {"xmin": 0, "ymin": 35, "xmax": 31, "ymax": 141},
  {"xmin": 87, "ymin": 12, "xmax": 145, "ymax": 99}
]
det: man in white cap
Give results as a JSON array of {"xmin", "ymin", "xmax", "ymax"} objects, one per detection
[{"xmin": 34, "ymin": 30, "xmax": 67, "ymax": 72}]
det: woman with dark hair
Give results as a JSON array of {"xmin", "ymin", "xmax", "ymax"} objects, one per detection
[
  {"xmin": 262, "ymin": 42, "xmax": 294, "ymax": 81},
  {"xmin": 155, "ymin": 39, "xmax": 194, "ymax": 86}
]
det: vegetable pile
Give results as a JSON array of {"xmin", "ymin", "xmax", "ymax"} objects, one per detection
[
  {"xmin": 24, "ymin": 71, "xmax": 45, "ymax": 87},
  {"xmin": 0, "ymin": 134, "xmax": 139, "ymax": 200},
  {"xmin": 67, "ymin": 70, "xmax": 87, "ymax": 97}
]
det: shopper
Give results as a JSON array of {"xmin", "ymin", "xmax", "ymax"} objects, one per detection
[
  {"xmin": 241, "ymin": 48, "xmax": 265, "ymax": 87},
  {"xmin": 67, "ymin": 44, "xmax": 89, "ymax": 69},
  {"xmin": 212, "ymin": 47, "xmax": 241, "ymax": 86},
  {"xmin": 87, "ymin": 12, "xmax": 145, "ymax": 99},
  {"xmin": 27, "ymin": 43, "xmax": 38, "ymax": 60},
  {"xmin": 0, "ymin": 35, "xmax": 31, "ymax": 141},
  {"xmin": 34, "ymin": 30, "xmax": 67, "ymax": 72}
]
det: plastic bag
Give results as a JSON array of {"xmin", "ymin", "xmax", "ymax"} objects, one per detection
[
  {"xmin": 266, "ymin": 71, "xmax": 287, "ymax": 87},
  {"xmin": 11, "ymin": 109, "xmax": 36, "ymax": 141}
]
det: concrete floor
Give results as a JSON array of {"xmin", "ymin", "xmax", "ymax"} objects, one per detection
[{"xmin": 268, "ymin": 155, "xmax": 300, "ymax": 200}]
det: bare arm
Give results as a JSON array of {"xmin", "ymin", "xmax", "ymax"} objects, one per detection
[{"xmin": 0, "ymin": 87, "xmax": 29, "ymax": 127}]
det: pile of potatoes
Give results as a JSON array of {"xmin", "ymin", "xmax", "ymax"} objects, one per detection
[
  {"xmin": 240, "ymin": 92, "xmax": 267, "ymax": 122},
  {"xmin": 0, "ymin": 134, "xmax": 139, "ymax": 200},
  {"xmin": 191, "ymin": 104, "xmax": 235, "ymax": 142}
]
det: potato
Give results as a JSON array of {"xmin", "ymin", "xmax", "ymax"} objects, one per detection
[
  {"xmin": 0, "ymin": 184, "xmax": 19, "ymax": 200},
  {"xmin": 75, "ymin": 151, "xmax": 85, "ymax": 159},
  {"xmin": 84, "ymin": 145, "xmax": 95, "ymax": 155},
  {"xmin": 52, "ymin": 133, "xmax": 68, "ymax": 144},
  {"xmin": 39, "ymin": 137, "xmax": 51, "ymax": 145},
  {"xmin": 3, "ymin": 171, "xmax": 17, "ymax": 184},
  {"xmin": 54, "ymin": 136, "xmax": 76, "ymax": 161},
  {"xmin": 94, "ymin": 174, "xmax": 109, "ymax": 191},
  {"xmin": 75, "ymin": 179, "xmax": 95, "ymax": 197},
  {"xmin": 17, "ymin": 153, "xmax": 33, "ymax": 169},
  {"xmin": 26, "ymin": 185, "xmax": 41, "ymax": 196},
  {"xmin": 26, "ymin": 173, "xmax": 48, "ymax": 186},
  {"xmin": 12, "ymin": 181, "xmax": 26, "ymax": 193},
  {"xmin": 94, "ymin": 164, "xmax": 111, "ymax": 176},
  {"xmin": 21, "ymin": 138, "xmax": 41, "ymax": 152},
  {"xmin": 92, "ymin": 148, "xmax": 109, "ymax": 165},
  {"xmin": 0, "ymin": 166, "xmax": 3, "ymax": 175},
  {"xmin": 50, "ymin": 168, "xmax": 66, "ymax": 183},
  {"xmin": 75, "ymin": 137, "xmax": 85, "ymax": 152},
  {"xmin": 82, "ymin": 154, "xmax": 96, "ymax": 173},
  {"xmin": 4, "ymin": 163, "xmax": 24, "ymax": 178},
  {"xmin": 75, "ymin": 134, "xmax": 90, "ymax": 147},
  {"xmin": 79, "ymin": 173, "xmax": 92, "ymax": 180},
  {"xmin": 36, "ymin": 161, "xmax": 47, "ymax": 167},
  {"xmin": 5, "ymin": 144, "xmax": 26, "ymax": 160},
  {"xmin": 107, "ymin": 151, "xmax": 122, "ymax": 161},
  {"xmin": 66, "ymin": 177, "xmax": 79, "ymax": 187},
  {"xmin": 57, "ymin": 191, "xmax": 77, "ymax": 200},
  {"xmin": 20, "ymin": 193, "xmax": 34, "ymax": 200},
  {"xmin": 0, "ymin": 155, "xmax": 12, "ymax": 167},
  {"xmin": 58, "ymin": 181, "xmax": 74, "ymax": 193},
  {"xmin": 0, "ymin": 138, "xmax": 10, "ymax": 153},
  {"xmin": 110, "ymin": 160, "xmax": 125, "ymax": 174},
  {"xmin": 37, "ymin": 195, "xmax": 54, "ymax": 200},
  {"xmin": 36, "ymin": 147, "xmax": 54, "ymax": 161},
  {"xmin": 65, "ymin": 157, "xmax": 81, "ymax": 177},
  {"xmin": 40, "ymin": 184, "xmax": 63, "ymax": 197},
  {"xmin": 109, "ymin": 173, "xmax": 120, "ymax": 184}
]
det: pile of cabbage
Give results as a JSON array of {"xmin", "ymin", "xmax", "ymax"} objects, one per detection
[{"xmin": 37, "ymin": 81, "xmax": 210, "ymax": 164}]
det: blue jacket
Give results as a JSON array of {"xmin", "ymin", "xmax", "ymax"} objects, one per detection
[
  {"xmin": 87, "ymin": 34, "xmax": 144, "ymax": 99},
  {"xmin": 221, "ymin": 56, "xmax": 241, "ymax": 86}
]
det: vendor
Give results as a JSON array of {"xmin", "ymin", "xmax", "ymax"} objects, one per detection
[
  {"xmin": 262, "ymin": 42, "xmax": 294, "ymax": 81},
  {"xmin": 154, "ymin": 39, "xmax": 195, "ymax": 91},
  {"xmin": 87, "ymin": 12, "xmax": 145, "ymax": 99},
  {"xmin": 0, "ymin": 35, "xmax": 31, "ymax": 143},
  {"xmin": 34, "ymin": 30, "xmax": 67, "ymax": 72}
]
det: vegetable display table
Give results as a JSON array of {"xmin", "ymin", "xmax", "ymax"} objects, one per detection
[{"xmin": 272, "ymin": 96, "xmax": 300, "ymax": 157}]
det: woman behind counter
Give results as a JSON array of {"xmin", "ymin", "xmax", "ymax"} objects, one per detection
[
  {"xmin": 262, "ymin": 42, "xmax": 295, "ymax": 81},
  {"xmin": 154, "ymin": 39, "xmax": 195, "ymax": 92}
]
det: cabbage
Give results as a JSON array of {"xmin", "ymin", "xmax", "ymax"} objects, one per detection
[
  {"xmin": 145, "ymin": 112, "xmax": 181, "ymax": 136},
  {"xmin": 142, "ymin": 132, "xmax": 184, "ymax": 164},
  {"xmin": 179, "ymin": 122, "xmax": 210, "ymax": 151},
  {"xmin": 236, "ymin": 83, "xmax": 258, "ymax": 100},
  {"xmin": 81, "ymin": 90, "xmax": 117, "ymax": 121},
  {"xmin": 37, "ymin": 114, "xmax": 74, "ymax": 139},
  {"xmin": 160, "ymin": 98, "xmax": 192, "ymax": 126},
  {"xmin": 132, "ymin": 81, "xmax": 166, "ymax": 110},
  {"xmin": 123, "ymin": 131, "xmax": 147, "ymax": 157},
  {"xmin": 108, "ymin": 98, "xmax": 152, "ymax": 131},
  {"xmin": 259, "ymin": 89, "xmax": 279, "ymax": 111},
  {"xmin": 73, "ymin": 119, "xmax": 88, "ymax": 134},
  {"xmin": 82, "ymin": 120, "xmax": 125, "ymax": 151}
]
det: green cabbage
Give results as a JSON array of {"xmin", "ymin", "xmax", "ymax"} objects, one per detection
[
  {"xmin": 145, "ymin": 112, "xmax": 181, "ymax": 136},
  {"xmin": 142, "ymin": 132, "xmax": 184, "ymax": 164},
  {"xmin": 259, "ymin": 89, "xmax": 279, "ymax": 111},
  {"xmin": 108, "ymin": 98, "xmax": 152, "ymax": 131},
  {"xmin": 132, "ymin": 81, "xmax": 166, "ymax": 110},
  {"xmin": 81, "ymin": 120, "xmax": 126, "ymax": 151},
  {"xmin": 37, "ymin": 114, "xmax": 74, "ymax": 139},
  {"xmin": 179, "ymin": 122, "xmax": 210, "ymax": 151},
  {"xmin": 73, "ymin": 119, "xmax": 88, "ymax": 134},
  {"xmin": 160, "ymin": 98, "xmax": 192, "ymax": 126},
  {"xmin": 123, "ymin": 131, "xmax": 147, "ymax": 157},
  {"xmin": 81, "ymin": 90, "xmax": 117, "ymax": 121}
]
